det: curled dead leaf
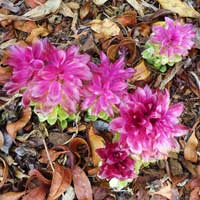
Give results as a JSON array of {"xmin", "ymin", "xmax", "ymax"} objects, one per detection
[
  {"xmin": 106, "ymin": 37, "xmax": 136, "ymax": 65},
  {"xmin": 130, "ymin": 60, "xmax": 151, "ymax": 82},
  {"xmin": 184, "ymin": 131, "xmax": 198, "ymax": 163},
  {"xmin": 6, "ymin": 107, "xmax": 32, "ymax": 140},
  {"xmin": 87, "ymin": 125, "xmax": 105, "ymax": 167},
  {"xmin": 0, "ymin": 191, "xmax": 25, "ymax": 200},
  {"xmin": 59, "ymin": 2, "xmax": 74, "ymax": 18},
  {"xmin": 47, "ymin": 164, "xmax": 72, "ymax": 200},
  {"xmin": 126, "ymin": 0, "xmax": 144, "ymax": 17},
  {"xmin": 157, "ymin": 0, "xmax": 200, "ymax": 18},
  {"xmin": 93, "ymin": 0, "xmax": 109, "ymax": 5},
  {"xmin": 29, "ymin": 169, "xmax": 51, "ymax": 185},
  {"xmin": 116, "ymin": 10, "xmax": 137, "ymax": 27},
  {"xmin": 0, "ymin": 131, "xmax": 4, "ymax": 149},
  {"xmin": 0, "ymin": 157, "xmax": 8, "ymax": 187},
  {"xmin": 89, "ymin": 18, "xmax": 120, "ymax": 39},
  {"xmin": 73, "ymin": 166, "xmax": 93, "ymax": 200}
]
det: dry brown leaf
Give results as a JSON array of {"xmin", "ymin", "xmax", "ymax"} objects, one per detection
[
  {"xmin": 25, "ymin": 0, "xmax": 46, "ymax": 8},
  {"xmin": 14, "ymin": 21, "xmax": 37, "ymax": 33},
  {"xmin": 0, "ymin": 13, "xmax": 28, "ymax": 21},
  {"xmin": 26, "ymin": 27, "xmax": 49, "ymax": 44},
  {"xmin": 0, "ymin": 157, "xmax": 8, "ymax": 187},
  {"xmin": 23, "ymin": 0, "xmax": 62, "ymax": 20},
  {"xmin": 6, "ymin": 107, "xmax": 32, "ymax": 139},
  {"xmin": 157, "ymin": 0, "xmax": 200, "ymax": 18},
  {"xmin": 59, "ymin": 2, "xmax": 74, "ymax": 18},
  {"xmin": 184, "ymin": 131, "xmax": 198, "ymax": 163},
  {"xmin": 80, "ymin": 2, "xmax": 91, "ymax": 20},
  {"xmin": 87, "ymin": 125, "xmax": 105, "ymax": 167},
  {"xmin": 48, "ymin": 164, "xmax": 72, "ymax": 200},
  {"xmin": 39, "ymin": 149, "xmax": 67, "ymax": 163},
  {"xmin": 22, "ymin": 184, "xmax": 48, "ymax": 200},
  {"xmin": 150, "ymin": 182, "xmax": 172, "ymax": 199},
  {"xmin": 116, "ymin": 10, "xmax": 137, "ymax": 27},
  {"xmin": 0, "ymin": 131, "xmax": 4, "ymax": 149},
  {"xmin": 73, "ymin": 166, "xmax": 93, "ymax": 200},
  {"xmin": 93, "ymin": 0, "xmax": 109, "ymax": 5},
  {"xmin": 0, "ymin": 191, "xmax": 25, "ymax": 200},
  {"xmin": 89, "ymin": 19, "xmax": 120, "ymax": 39},
  {"xmin": 0, "ymin": 67, "xmax": 11, "ymax": 85},
  {"xmin": 126, "ymin": 0, "xmax": 144, "ymax": 17},
  {"xmin": 29, "ymin": 169, "xmax": 51, "ymax": 185},
  {"xmin": 131, "ymin": 60, "xmax": 151, "ymax": 82}
]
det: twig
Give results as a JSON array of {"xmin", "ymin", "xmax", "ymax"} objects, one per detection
[
  {"xmin": 64, "ymin": 112, "xmax": 80, "ymax": 144},
  {"xmin": 40, "ymin": 124, "xmax": 55, "ymax": 172}
]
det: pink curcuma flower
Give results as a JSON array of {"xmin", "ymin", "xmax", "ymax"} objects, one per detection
[
  {"xmin": 4, "ymin": 39, "xmax": 53, "ymax": 94},
  {"xmin": 22, "ymin": 45, "xmax": 92, "ymax": 115},
  {"xmin": 110, "ymin": 85, "xmax": 188, "ymax": 161},
  {"xmin": 81, "ymin": 52, "xmax": 134, "ymax": 116},
  {"xmin": 96, "ymin": 142, "xmax": 136, "ymax": 180},
  {"xmin": 4, "ymin": 39, "xmax": 92, "ymax": 115},
  {"xmin": 150, "ymin": 17, "xmax": 195, "ymax": 57}
]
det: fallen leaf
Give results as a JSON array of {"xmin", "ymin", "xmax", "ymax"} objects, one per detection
[
  {"xmin": 189, "ymin": 187, "xmax": 200, "ymax": 200},
  {"xmin": 23, "ymin": 0, "xmax": 62, "ymax": 20},
  {"xmin": 0, "ymin": 157, "xmax": 8, "ymax": 187},
  {"xmin": 116, "ymin": 10, "xmax": 137, "ymax": 27},
  {"xmin": 59, "ymin": 2, "xmax": 74, "ymax": 18},
  {"xmin": 22, "ymin": 184, "xmax": 48, "ymax": 200},
  {"xmin": 0, "ymin": 39, "xmax": 17, "ymax": 50},
  {"xmin": 106, "ymin": 37, "xmax": 136, "ymax": 65},
  {"xmin": 0, "ymin": 191, "xmax": 25, "ymax": 200},
  {"xmin": 131, "ymin": 60, "xmax": 151, "ymax": 82},
  {"xmin": 87, "ymin": 125, "xmax": 105, "ymax": 166},
  {"xmin": 157, "ymin": 0, "xmax": 200, "ymax": 18},
  {"xmin": 150, "ymin": 182, "xmax": 172, "ymax": 199},
  {"xmin": 80, "ymin": 2, "xmax": 91, "ymax": 20},
  {"xmin": 29, "ymin": 169, "xmax": 51, "ymax": 185},
  {"xmin": 48, "ymin": 164, "xmax": 72, "ymax": 200},
  {"xmin": 0, "ymin": 13, "xmax": 28, "ymax": 21},
  {"xmin": 14, "ymin": 21, "xmax": 37, "ymax": 33},
  {"xmin": 39, "ymin": 149, "xmax": 67, "ymax": 163},
  {"xmin": 6, "ymin": 107, "xmax": 32, "ymax": 139},
  {"xmin": 93, "ymin": 0, "xmax": 109, "ymax": 5},
  {"xmin": 126, "ymin": 0, "xmax": 144, "ymax": 17},
  {"xmin": 89, "ymin": 19, "xmax": 120, "ymax": 39},
  {"xmin": 184, "ymin": 131, "xmax": 198, "ymax": 163},
  {"xmin": 73, "ymin": 166, "xmax": 93, "ymax": 200},
  {"xmin": 0, "ymin": 67, "xmax": 11, "ymax": 85},
  {"xmin": 26, "ymin": 27, "xmax": 49, "ymax": 44},
  {"xmin": 25, "ymin": 0, "xmax": 46, "ymax": 8},
  {"xmin": 0, "ymin": 131, "xmax": 4, "ymax": 149}
]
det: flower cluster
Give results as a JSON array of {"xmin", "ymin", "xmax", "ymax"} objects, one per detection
[
  {"xmin": 109, "ymin": 85, "xmax": 188, "ymax": 161},
  {"xmin": 142, "ymin": 17, "xmax": 195, "ymax": 72},
  {"xmin": 4, "ymin": 38, "xmax": 188, "ymax": 183},
  {"xmin": 82, "ymin": 52, "xmax": 134, "ymax": 117},
  {"xmin": 4, "ymin": 39, "xmax": 92, "ymax": 126}
]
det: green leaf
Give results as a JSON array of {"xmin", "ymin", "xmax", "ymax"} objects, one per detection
[
  {"xmin": 109, "ymin": 178, "xmax": 132, "ymax": 190},
  {"xmin": 59, "ymin": 119, "xmax": 68, "ymax": 130},
  {"xmin": 47, "ymin": 107, "xmax": 58, "ymax": 125},
  {"xmin": 57, "ymin": 106, "xmax": 69, "ymax": 121}
]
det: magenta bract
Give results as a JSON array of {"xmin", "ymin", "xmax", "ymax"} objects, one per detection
[
  {"xmin": 4, "ymin": 39, "xmax": 92, "ymax": 115},
  {"xmin": 96, "ymin": 143, "xmax": 136, "ymax": 180},
  {"xmin": 110, "ymin": 85, "xmax": 188, "ymax": 161},
  {"xmin": 82, "ymin": 52, "xmax": 134, "ymax": 116},
  {"xmin": 150, "ymin": 17, "xmax": 195, "ymax": 57}
]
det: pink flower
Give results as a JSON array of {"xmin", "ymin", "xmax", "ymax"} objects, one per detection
[
  {"xmin": 4, "ymin": 39, "xmax": 92, "ymax": 115},
  {"xmin": 22, "ymin": 45, "xmax": 92, "ymax": 114},
  {"xmin": 82, "ymin": 52, "xmax": 134, "ymax": 116},
  {"xmin": 96, "ymin": 143, "xmax": 136, "ymax": 180},
  {"xmin": 4, "ymin": 39, "xmax": 53, "ymax": 94},
  {"xmin": 110, "ymin": 85, "xmax": 188, "ymax": 161},
  {"xmin": 150, "ymin": 17, "xmax": 195, "ymax": 57}
]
